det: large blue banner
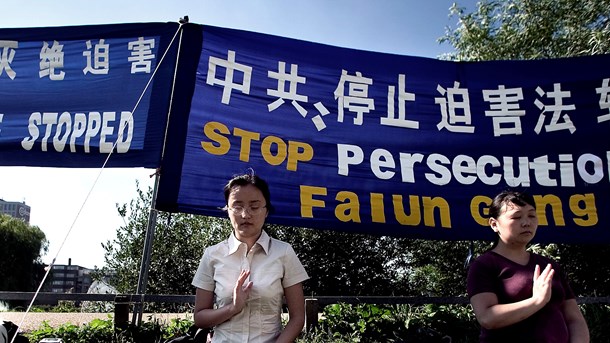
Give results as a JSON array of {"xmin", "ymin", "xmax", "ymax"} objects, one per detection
[
  {"xmin": 157, "ymin": 24, "xmax": 610, "ymax": 243},
  {"xmin": 0, "ymin": 23, "xmax": 181, "ymax": 167}
]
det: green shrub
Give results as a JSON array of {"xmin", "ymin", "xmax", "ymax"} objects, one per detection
[
  {"xmin": 27, "ymin": 318, "xmax": 118, "ymax": 343},
  {"xmin": 21, "ymin": 303, "xmax": 610, "ymax": 343},
  {"xmin": 50, "ymin": 301, "xmax": 80, "ymax": 313},
  {"xmin": 580, "ymin": 303, "xmax": 610, "ymax": 342},
  {"xmin": 301, "ymin": 302, "xmax": 479, "ymax": 343},
  {"xmin": 317, "ymin": 303, "xmax": 397, "ymax": 341},
  {"xmin": 24, "ymin": 317, "xmax": 192, "ymax": 343}
]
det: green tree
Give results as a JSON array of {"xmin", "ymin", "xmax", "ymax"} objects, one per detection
[
  {"xmin": 436, "ymin": 0, "xmax": 610, "ymax": 297},
  {"xmin": 100, "ymin": 182, "xmax": 230, "ymax": 297},
  {"xmin": 103, "ymin": 182, "xmax": 428, "ymax": 298},
  {"xmin": 268, "ymin": 225, "xmax": 414, "ymax": 296},
  {"xmin": 396, "ymin": 239, "xmax": 484, "ymax": 297},
  {"xmin": 441, "ymin": 0, "xmax": 610, "ymax": 61},
  {"xmin": 0, "ymin": 214, "xmax": 48, "ymax": 291},
  {"xmin": 103, "ymin": 181, "xmax": 604, "ymax": 302},
  {"xmin": 553, "ymin": 244, "xmax": 610, "ymax": 296}
]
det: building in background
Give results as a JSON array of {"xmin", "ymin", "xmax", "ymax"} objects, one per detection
[
  {"xmin": 0, "ymin": 199, "xmax": 31, "ymax": 223},
  {"xmin": 49, "ymin": 258, "xmax": 93, "ymax": 294}
]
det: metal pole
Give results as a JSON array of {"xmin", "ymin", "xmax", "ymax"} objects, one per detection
[
  {"xmin": 132, "ymin": 171, "xmax": 160, "ymax": 325},
  {"xmin": 130, "ymin": 18, "xmax": 188, "ymax": 325}
]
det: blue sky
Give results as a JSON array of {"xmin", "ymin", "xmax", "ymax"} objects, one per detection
[{"xmin": 0, "ymin": 0, "xmax": 478, "ymax": 268}]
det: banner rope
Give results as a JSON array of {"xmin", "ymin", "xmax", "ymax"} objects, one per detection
[{"xmin": 11, "ymin": 21, "xmax": 186, "ymax": 342}]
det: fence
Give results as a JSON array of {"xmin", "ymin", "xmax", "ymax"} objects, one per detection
[{"xmin": 2, "ymin": 292, "xmax": 609, "ymax": 332}]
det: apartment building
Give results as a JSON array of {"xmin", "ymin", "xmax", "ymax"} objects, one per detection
[
  {"xmin": 49, "ymin": 259, "xmax": 93, "ymax": 294},
  {"xmin": 0, "ymin": 199, "xmax": 31, "ymax": 223}
]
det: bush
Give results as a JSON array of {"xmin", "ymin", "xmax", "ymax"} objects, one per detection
[
  {"xmin": 300, "ymin": 302, "xmax": 609, "ymax": 343},
  {"xmin": 21, "ymin": 302, "xmax": 610, "ymax": 343},
  {"xmin": 25, "ymin": 317, "xmax": 192, "ymax": 343},
  {"xmin": 581, "ymin": 303, "xmax": 610, "ymax": 342},
  {"xmin": 299, "ymin": 303, "xmax": 479, "ymax": 343}
]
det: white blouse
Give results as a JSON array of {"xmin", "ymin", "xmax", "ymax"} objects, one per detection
[{"xmin": 192, "ymin": 230, "xmax": 309, "ymax": 343}]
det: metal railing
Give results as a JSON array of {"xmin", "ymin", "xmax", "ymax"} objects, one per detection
[{"xmin": 2, "ymin": 292, "xmax": 609, "ymax": 332}]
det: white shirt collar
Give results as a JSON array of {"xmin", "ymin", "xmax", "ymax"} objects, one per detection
[{"xmin": 227, "ymin": 230, "xmax": 271, "ymax": 255}]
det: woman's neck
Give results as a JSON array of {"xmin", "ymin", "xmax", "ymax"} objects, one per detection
[
  {"xmin": 493, "ymin": 244, "xmax": 530, "ymax": 265},
  {"xmin": 235, "ymin": 231, "xmax": 262, "ymax": 251}
]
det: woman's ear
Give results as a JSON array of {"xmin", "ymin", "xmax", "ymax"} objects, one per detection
[{"xmin": 489, "ymin": 217, "xmax": 499, "ymax": 233}]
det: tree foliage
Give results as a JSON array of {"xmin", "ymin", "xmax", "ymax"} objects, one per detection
[
  {"xmin": 103, "ymin": 178, "xmax": 610, "ymax": 302},
  {"xmin": 100, "ymin": 182, "xmax": 230, "ymax": 296},
  {"xmin": 553, "ymin": 244, "xmax": 610, "ymax": 296},
  {"xmin": 0, "ymin": 214, "xmax": 48, "ymax": 291},
  {"xmin": 103, "ymin": 182, "xmax": 471, "ymax": 298},
  {"xmin": 441, "ymin": 0, "xmax": 610, "ymax": 61},
  {"xmin": 269, "ymin": 225, "xmax": 476, "ymax": 297},
  {"xmin": 268, "ymin": 225, "xmax": 412, "ymax": 296}
]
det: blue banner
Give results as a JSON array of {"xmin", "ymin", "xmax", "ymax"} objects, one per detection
[
  {"xmin": 0, "ymin": 23, "xmax": 181, "ymax": 167},
  {"xmin": 157, "ymin": 24, "xmax": 610, "ymax": 243}
]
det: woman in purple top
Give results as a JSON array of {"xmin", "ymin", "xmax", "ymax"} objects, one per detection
[{"xmin": 467, "ymin": 190, "xmax": 589, "ymax": 342}]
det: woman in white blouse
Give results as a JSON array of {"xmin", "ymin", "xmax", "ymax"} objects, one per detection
[{"xmin": 192, "ymin": 172, "xmax": 309, "ymax": 343}]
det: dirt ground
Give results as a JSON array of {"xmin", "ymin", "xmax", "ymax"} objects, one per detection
[{"xmin": 0, "ymin": 312, "xmax": 192, "ymax": 332}]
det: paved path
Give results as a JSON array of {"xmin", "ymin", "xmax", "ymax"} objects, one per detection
[{"xmin": 0, "ymin": 312, "xmax": 192, "ymax": 332}]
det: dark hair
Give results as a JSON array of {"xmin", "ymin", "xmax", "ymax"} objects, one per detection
[
  {"xmin": 223, "ymin": 172, "xmax": 275, "ymax": 214},
  {"xmin": 489, "ymin": 190, "xmax": 536, "ymax": 219}
]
